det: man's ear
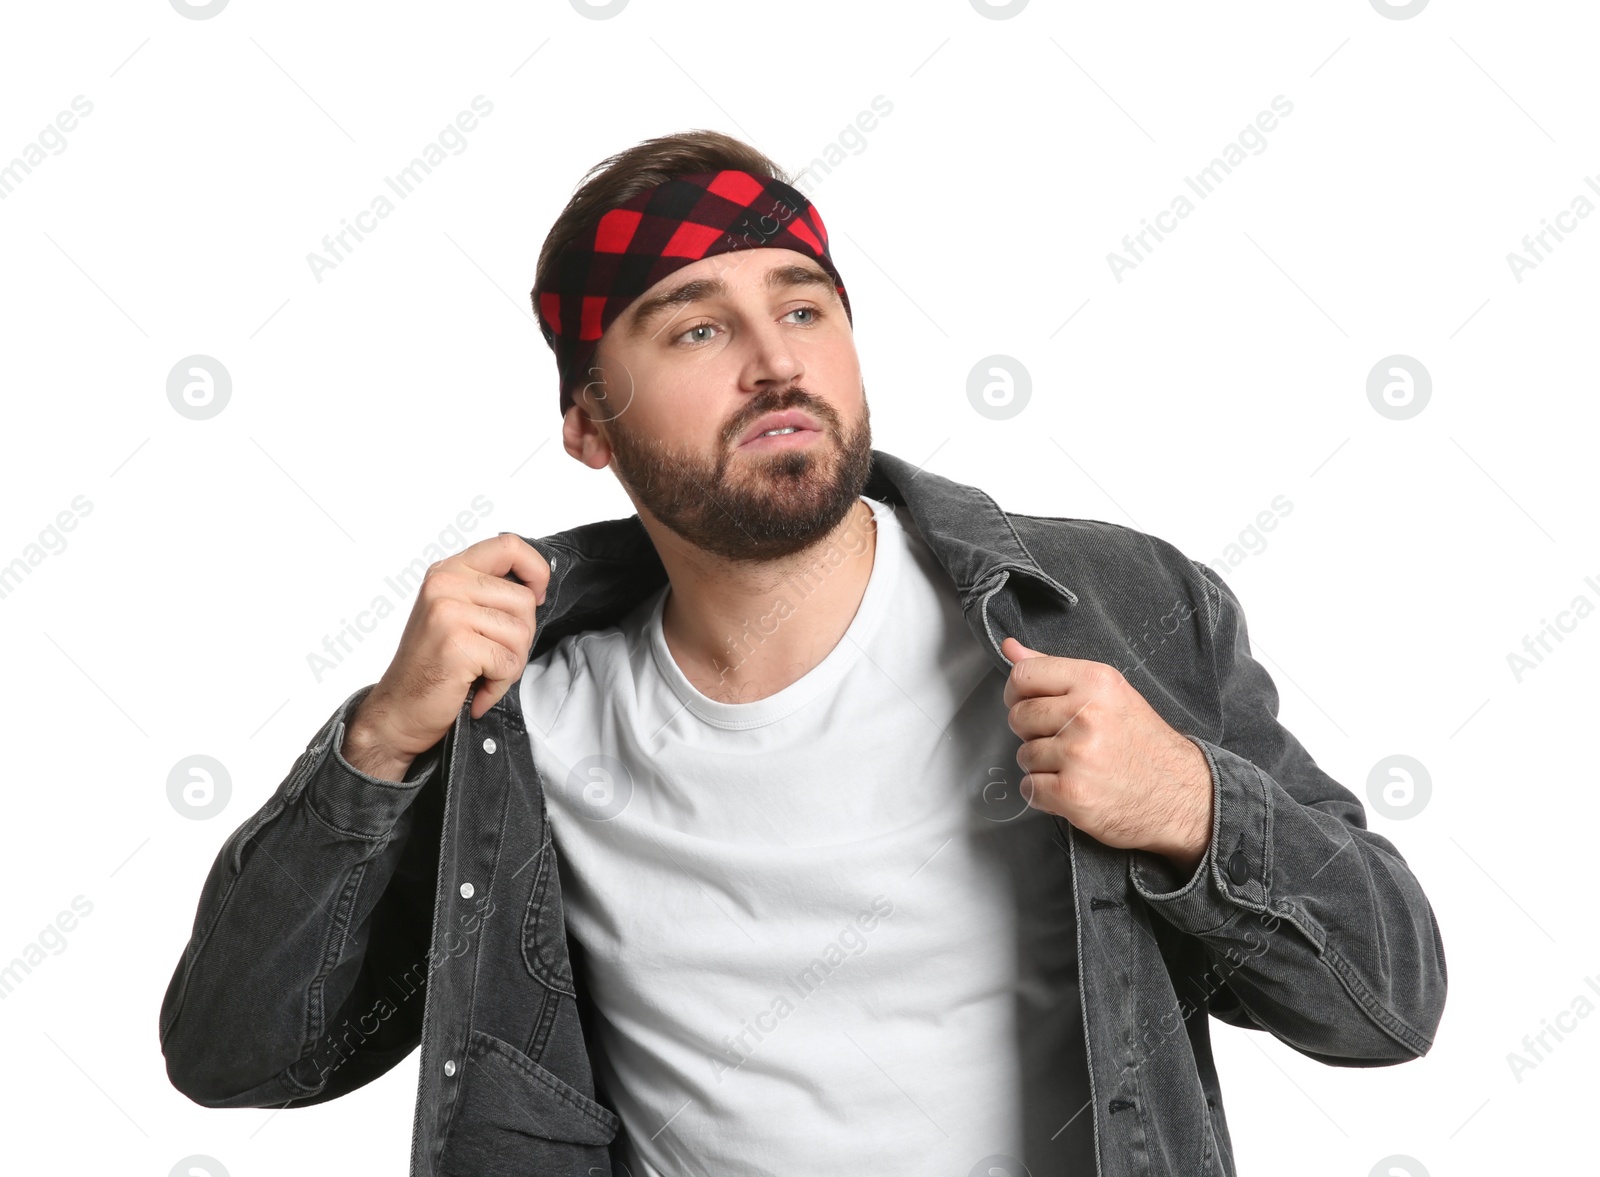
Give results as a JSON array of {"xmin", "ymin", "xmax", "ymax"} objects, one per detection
[{"xmin": 562, "ymin": 398, "xmax": 612, "ymax": 470}]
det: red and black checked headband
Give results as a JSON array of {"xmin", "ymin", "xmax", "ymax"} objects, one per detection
[{"xmin": 535, "ymin": 169, "xmax": 853, "ymax": 417}]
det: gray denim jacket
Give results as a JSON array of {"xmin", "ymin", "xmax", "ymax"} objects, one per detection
[{"xmin": 159, "ymin": 448, "xmax": 1447, "ymax": 1176}]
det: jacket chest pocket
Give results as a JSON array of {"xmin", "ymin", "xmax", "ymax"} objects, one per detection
[
  {"xmin": 522, "ymin": 834, "xmax": 576, "ymax": 995},
  {"xmin": 438, "ymin": 1028, "xmax": 619, "ymax": 1177}
]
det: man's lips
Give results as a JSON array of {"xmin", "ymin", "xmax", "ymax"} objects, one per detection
[
  {"xmin": 737, "ymin": 409, "xmax": 823, "ymax": 447},
  {"xmin": 738, "ymin": 427, "xmax": 822, "ymax": 452}
]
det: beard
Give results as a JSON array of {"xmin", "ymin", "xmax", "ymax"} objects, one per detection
[{"xmin": 599, "ymin": 383, "xmax": 874, "ymax": 564}]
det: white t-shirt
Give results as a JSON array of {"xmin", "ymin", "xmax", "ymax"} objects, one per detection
[{"xmin": 519, "ymin": 495, "xmax": 1088, "ymax": 1175}]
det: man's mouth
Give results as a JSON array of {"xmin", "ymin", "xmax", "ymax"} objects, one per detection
[
  {"xmin": 737, "ymin": 408, "xmax": 824, "ymax": 448},
  {"xmin": 738, "ymin": 425, "xmax": 821, "ymax": 450}
]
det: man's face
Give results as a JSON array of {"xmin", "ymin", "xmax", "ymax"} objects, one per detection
[{"xmin": 567, "ymin": 247, "xmax": 873, "ymax": 564}]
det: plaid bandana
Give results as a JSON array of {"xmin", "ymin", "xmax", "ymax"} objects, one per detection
[{"xmin": 535, "ymin": 169, "xmax": 853, "ymax": 417}]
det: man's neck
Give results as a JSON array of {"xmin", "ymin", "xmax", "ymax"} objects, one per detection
[{"xmin": 646, "ymin": 497, "xmax": 879, "ymax": 705}]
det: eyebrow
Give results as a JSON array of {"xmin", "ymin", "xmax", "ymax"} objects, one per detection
[{"xmin": 626, "ymin": 263, "xmax": 837, "ymax": 340}]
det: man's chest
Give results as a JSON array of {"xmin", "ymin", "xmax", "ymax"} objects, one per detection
[{"xmin": 521, "ymin": 644, "xmax": 1082, "ymax": 1170}]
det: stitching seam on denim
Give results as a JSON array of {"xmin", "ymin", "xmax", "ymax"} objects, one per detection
[
  {"xmin": 522, "ymin": 834, "xmax": 577, "ymax": 997},
  {"xmin": 473, "ymin": 1029, "xmax": 620, "ymax": 1131},
  {"xmin": 1190, "ymin": 559, "xmax": 1222, "ymax": 639},
  {"xmin": 1319, "ymin": 943, "xmax": 1434, "ymax": 1055},
  {"xmin": 302, "ymin": 779, "xmax": 415, "ymax": 842},
  {"xmin": 303, "ymin": 859, "xmax": 371, "ymax": 1067}
]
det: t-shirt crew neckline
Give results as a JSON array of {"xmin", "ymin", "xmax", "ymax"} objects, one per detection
[{"xmin": 645, "ymin": 496, "xmax": 900, "ymax": 731}]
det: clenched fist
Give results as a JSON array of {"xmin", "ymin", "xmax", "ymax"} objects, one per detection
[
  {"xmin": 341, "ymin": 533, "xmax": 550, "ymax": 782},
  {"xmin": 1001, "ymin": 636, "xmax": 1214, "ymax": 872}
]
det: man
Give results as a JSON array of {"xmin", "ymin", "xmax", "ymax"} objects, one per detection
[{"xmin": 160, "ymin": 131, "xmax": 1447, "ymax": 1177}]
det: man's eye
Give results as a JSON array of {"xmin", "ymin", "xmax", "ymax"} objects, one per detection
[{"xmin": 674, "ymin": 321, "xmax": 718, "ymax": 346}]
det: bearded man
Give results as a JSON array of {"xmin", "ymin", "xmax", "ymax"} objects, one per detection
[{"xmin": 161, "ymin": 130, "xmax": 1447, "ymax": 1177}]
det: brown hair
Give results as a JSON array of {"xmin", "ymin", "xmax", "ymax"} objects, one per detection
[{"xmin": 531, "ymin": 129, "xmax": 790, "ymax": 335}]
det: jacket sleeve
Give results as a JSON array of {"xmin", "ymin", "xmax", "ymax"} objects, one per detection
[
  {"xmin": 1126, "ymin": 561, "xmax": 1448, "ymax": 1065},
  {"xmin": 159, "ymin": 684, "xmax": 447, "ymax": 1107}
]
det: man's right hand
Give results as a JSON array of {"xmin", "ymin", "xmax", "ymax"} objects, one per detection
[{"xmin": 341, "ymin": 533, "xmax": 551, "ymax": 782}]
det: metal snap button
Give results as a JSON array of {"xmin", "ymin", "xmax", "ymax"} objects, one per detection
[
  {"xmin": 459, "ymin": 882, "xmax": 474, "ymax": 899},
  {"xmin": 443, "ymin": 1059, "xmax": 456, "ymax": 1077},
  {"xmin": 483, "ymin": 737, "xmax": 497, "ymax": 754},
  {"xmin": 1227, "ymin": 850, "xmax": 1250, "ymax": 885}
]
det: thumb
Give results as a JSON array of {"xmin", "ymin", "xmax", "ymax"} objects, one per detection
[{"xmin": 1002, "ymin": 635, "xmax": 1045, "ymax": 659}]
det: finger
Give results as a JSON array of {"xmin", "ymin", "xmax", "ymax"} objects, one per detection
[
  {"xmin": 421, "ymin": 563, "xmax": 540, "ymax": 628},
  {"xmin": 472, "ymin": 650, "xmax": 528, "ymax": 718},
  {"xmin": 459, "ymin": 533, "xmax": 551, "ymax": 602},
  {"xmin": 472, "ymin": 675, "xmax": 516, "ymax": 719},
  {"xmin": 1002, "ymin": 636, "xmax": 1045, "ymax": 661},
  {"xmin": 1003, "ymin": 650, "xmax": 1098, "ymax": 707},
  {"xmin": 1019, "ymin": 771, "xmax": 1060, "ymax": 814},
  {"xmin": 441, "ymin": 630, "xmax": 525, "ymax": 717},
  {"xmin": 1008, "ymin": 695, "xmax": 1089, "ymax": 741},
  {"xmin": 437, "ymin": 625, "xmax": 524, "ymax": 686},
  {"xmin": 457, "ymin": 569, "xmax": 541, "ymax": 626},
  {"xmin": 461, "ymin": 601, "xmax": 534, "ymax": 662}
]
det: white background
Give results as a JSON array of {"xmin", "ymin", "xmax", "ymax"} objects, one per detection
[{"xmin": 1, "ymin": 1, "xmax": 1594, "ymax": 1174}]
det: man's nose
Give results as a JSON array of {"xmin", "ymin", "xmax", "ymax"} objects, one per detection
[{"xmin": 737, "ymin": 315, "xmax": 804, "ymax": 388}]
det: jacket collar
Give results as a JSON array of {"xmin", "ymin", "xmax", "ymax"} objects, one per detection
[{"xmin": 521, "ymin": 448, "xmax": 1078, "ymax": 659}]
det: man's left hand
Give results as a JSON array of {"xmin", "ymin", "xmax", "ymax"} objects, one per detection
[{"xmin": 1001, "ymin": 636, "xmax": 1214, "ymax": 874}]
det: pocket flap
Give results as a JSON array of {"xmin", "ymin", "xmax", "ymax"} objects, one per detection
[{"xmin": 455, "ymin": 1028, "xmax": 620, "ymax": 1146}]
